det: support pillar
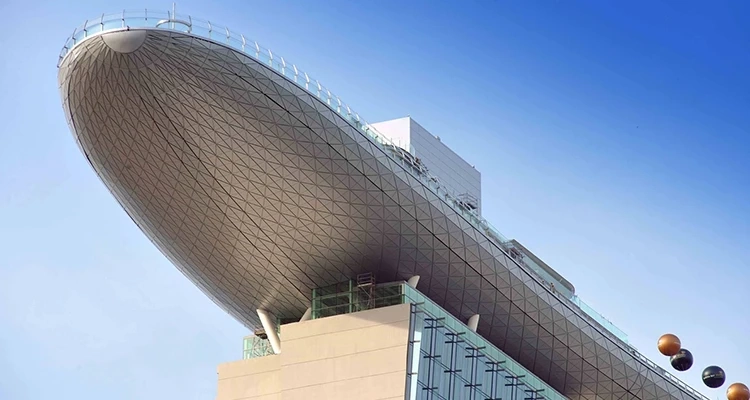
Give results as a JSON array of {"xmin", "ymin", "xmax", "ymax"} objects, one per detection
[
  {"xmin": 257, "ymin": 309, "xmax": 281, "ymax": 354},
  {"xmin": 467, "ymin": 314, "xmax": 480, "ymax": 332},
  {"xmin": 299, "ymin": 307, "xmax": 312, "ymax": 322}
]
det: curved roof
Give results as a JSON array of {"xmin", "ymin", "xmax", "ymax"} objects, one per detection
[{"xmin": 58, "ymin": 16, "xmax": 707, "ymax": 400}]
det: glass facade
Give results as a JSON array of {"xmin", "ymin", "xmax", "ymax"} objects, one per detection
[
  {"xmin": 408, "ymin": 308, "xmax": 547, "ymax": 400},
  {"xmin": 311, "ymin": 278, "xmax": 404, "ymax": 319},
  {"xmin": 402, "ymin": 285, "xmax": 566, "ymax": 400}
]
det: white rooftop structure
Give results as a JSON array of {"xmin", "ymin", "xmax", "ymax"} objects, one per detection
[{"xmin": 371, "ymin": 117, "xmax": 482, "ymax": 214}]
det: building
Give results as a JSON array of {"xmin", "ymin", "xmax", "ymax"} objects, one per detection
[
  {"xmin": 57, "ymin": 9, "xmax": 710, "ymax": 400},
  {"xmin": 226, "ymin": 280, "xmax": 565, "ymax": 400}
]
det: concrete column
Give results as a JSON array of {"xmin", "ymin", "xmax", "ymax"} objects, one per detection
[{"xmin": 257, "ymin": 309, "xmax": 281, "ymax": 354}]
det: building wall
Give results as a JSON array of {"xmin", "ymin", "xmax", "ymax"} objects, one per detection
[
  {"xmin": 217, "ymin": 355, "xmax": 281, "ymax": 400},
  {"xmin": 369, "ymin": 117, "xmax": 412, "ymax": 152},
  {"xmin": 216, "ymin": 303, "xmax": 412, "ymax": 400},
  {"xmin": 371, "ymin": 117, "xmax": 482, "ymax": 214}
]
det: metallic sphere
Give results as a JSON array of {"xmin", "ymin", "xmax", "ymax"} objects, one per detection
[
  {"xmin": 670, "ymin": 348, "xmax": 693, "ymax": 371},
  {"xmin": 727, "ymin": 383, "xmax": 750, "ymax": 400},
  {"xmin": 658, "ymin": 333, "xmax": 682, "ymax": 356},
  {"xmin": 702, "ymin": 365, "xmax": 726, "ymax": 388}
]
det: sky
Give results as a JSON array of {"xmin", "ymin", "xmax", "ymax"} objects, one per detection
[{"xmin": 0, "ymin": 0, "xmax": 748, "ymax": 399}]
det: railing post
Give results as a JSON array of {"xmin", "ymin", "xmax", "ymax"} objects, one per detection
[
  {"xmin": 241, "ymin": 34, "xmax": 246, "ymax": 52},
  {"xmin": 225, "ymin": 27, "xmax": 230, "ymax": 44}
]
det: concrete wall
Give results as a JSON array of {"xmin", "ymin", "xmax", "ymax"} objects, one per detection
[
  {"xmin": 217, "ymin": 355, "xmax": 281, "ymax": 400},
  {"xmin": 216, "ymin": 303, "xmax": 412, "ymax": 400}
]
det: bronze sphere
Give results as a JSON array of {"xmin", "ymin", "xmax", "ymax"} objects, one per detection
[
  {"xmin": 727, "ymin": 383, "xmax": 750, "ymax": 400},
  {"xmin": 657, "ymin": 333, "xmax": 681, "ymax": 357}
]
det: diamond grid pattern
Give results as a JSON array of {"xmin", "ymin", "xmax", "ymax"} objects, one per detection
[{"xmin": 59, "ymin": 30, "xmax": 699, "ymax": 400}]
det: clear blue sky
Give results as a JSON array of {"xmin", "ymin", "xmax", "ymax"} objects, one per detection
[{"xmin": 1, "ymin": 1, "xmax": 748, "ymax": 399}]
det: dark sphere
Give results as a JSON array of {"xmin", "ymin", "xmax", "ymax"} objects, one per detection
[
  {"xmin": 702, "ymin": 366, "xmax": 726, "ymax": 388},
  {"xmin": 670, "ymin": 348, "xmax": 693, "ymax": 371},
  {"xmin": 657, "ymin": 333, "xmax": 682, "ymax": 357}
]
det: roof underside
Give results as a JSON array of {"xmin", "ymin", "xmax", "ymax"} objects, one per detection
[{"xmin": 58, "ymin": 29, "xmax": 698, "ymax": 400}]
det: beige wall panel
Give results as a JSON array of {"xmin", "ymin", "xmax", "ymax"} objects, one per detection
[
  {"xmin": 216, "ymin": 304, "xmax": 413, "ymax": 400},
  {"xmin": 281, "ymin": 303, "xmax": 411, "ymax": 341},
  {"xmin": 280, "ymin": 371, "xmax": 406, "ymax": 400}
]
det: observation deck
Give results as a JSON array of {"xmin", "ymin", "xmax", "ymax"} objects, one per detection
[{"xmin": 58, "ymin": 9, "xmax": 707, "ymax": 400}]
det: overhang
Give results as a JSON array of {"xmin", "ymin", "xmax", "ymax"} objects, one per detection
[{"xmin": 58, "ymin": 19, "xmax": 705, "ymax": 400}]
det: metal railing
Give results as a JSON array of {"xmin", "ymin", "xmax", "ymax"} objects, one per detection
[{"xmin": 58, "ymin": 10, "xmax": 708, "ymax": 400}]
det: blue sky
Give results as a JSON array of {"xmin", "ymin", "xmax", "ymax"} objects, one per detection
[{"xmin": 1, "ymin": 0, "xmax": 748, "ymax": 399}]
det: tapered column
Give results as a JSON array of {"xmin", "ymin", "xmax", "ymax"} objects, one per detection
[
  {"xmin": 257, "ymin": 309, "xmax": 281, "ymax": 354},
  {"xmin": 467, "ymin": 314, "xmax": 480, "ymax": 332},
  {"xmin": 299, "ymin": 307, "xmax": 312, "ymax": 322}
]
